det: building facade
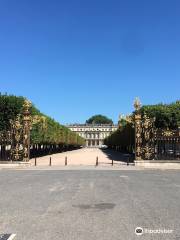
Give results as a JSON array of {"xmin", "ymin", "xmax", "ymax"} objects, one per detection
[{"xmin": 67, "ymin": 124, "xmax": 118, "ymax": 147}]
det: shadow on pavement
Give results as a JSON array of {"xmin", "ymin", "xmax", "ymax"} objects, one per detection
[{"xmin": 100, "ymin": 148, "xmax": 135, "ymax": 165}]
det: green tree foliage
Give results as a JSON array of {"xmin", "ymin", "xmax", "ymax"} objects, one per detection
[
  {"xmin": 104, "ymin": 123, "xmax": 135, "ymax": 153},
  {"xmin": 0, "ymin": 93, "xmax": 24, "ymax": 130},
  {"xmin": 118, "ymin": 118, "xmax": 127, "ymax": 127},
  {"xmin": 31, "ymin": 116, "xmax": 84, "ymax": 145},
  {"xmin": 0, "ymin": 94, "xmax": 85, "ymax": 146},
  {"xmin": 140, "ymin": 100, "xmax": 180, "ymax": 129},
  {"xmin": 86, "ymin": 114, "xmax": 113, "ymax": 124}
]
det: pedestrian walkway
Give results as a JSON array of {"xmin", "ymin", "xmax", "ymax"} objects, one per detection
[{"xmin": 30, "ymin": 148, "xmax": 132, "ymax": 167}]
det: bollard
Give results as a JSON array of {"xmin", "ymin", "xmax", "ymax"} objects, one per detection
[
  {"xmin": 112, "ymin": 159, "xmax": 114, "ymax": 166},
  {"xmin": 127, "ymin": 156, "xmax": 129, "ymax": 166},
  {"xmin": 96, "ymin": 156, "xmax": 98, "ymax": 166},
  {"xmin": 65, "ymin": 156, "xmax": 67, "ymax": 166},
  {"xmin": 49, "ymin": 156, "xmax": 52, "ymax": 166},
  {"xmin": 35, "ymin": 157, "xmax": 37, "ymax": 166}
]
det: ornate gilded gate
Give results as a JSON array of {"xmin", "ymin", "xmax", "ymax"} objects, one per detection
[
  {"xmin": 134, "ymin": 98, "xmax": 180, "ymax": 160},
  {"xmin": 154, "ymin": 129, "xmax": 180, "ymax": 160},
  {"xmin": 0, "ymin": 99, "xmax": 31, "ymax": 162}
]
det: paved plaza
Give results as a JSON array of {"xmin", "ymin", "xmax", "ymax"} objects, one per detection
[
  {"xmin": 31, "ymin": 148, "xmax": 130, "ymax": 166},
  {"xmin": 0, "ymin": 166, "xmax": 180, "ymax": 240},
  {"xmin": 30, "ymin": 148, "xmax": 131, "ymax": 167}
]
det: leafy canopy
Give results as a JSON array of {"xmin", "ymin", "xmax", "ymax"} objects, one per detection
[
  {"xmin": 140, "ymin": 100, "xmax": 180, "ymax": 129},
  {"xmin": 86, "ymin": 115, "xmax": 113, "ymax": 125}
]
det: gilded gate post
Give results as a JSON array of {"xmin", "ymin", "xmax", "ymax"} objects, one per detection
[
  {"xmin": 134, "ymin": 97, "xmax": 142, "ymax": 160},
  {"xmin": 22, "ymin": 99, "xmax": 32, "ymax": 162},
  {"xmin": 10, "ymin": 115, "xmax": 23, "ymax": 161},
  {"xmin": 142, "ymin": 114, "xmax": 155, "ymax": 160}
]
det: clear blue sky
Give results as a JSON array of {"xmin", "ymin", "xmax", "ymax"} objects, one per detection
[{"xmin": 0, "ymin": 0, "xmax": 179, "ymax": 124}]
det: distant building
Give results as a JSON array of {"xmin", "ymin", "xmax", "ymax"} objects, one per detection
[{"xmin": 67, "ymin": 124, "xmax": 118, "ymax": 147}]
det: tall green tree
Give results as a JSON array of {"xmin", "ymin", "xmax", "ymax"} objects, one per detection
[
  {"xmin": 140, "ymin": 100, "xmax": 180, "ymax": 129},
  {"xmin": 86, "ymin": 114, "xmax": 113, "ymax": 124}
]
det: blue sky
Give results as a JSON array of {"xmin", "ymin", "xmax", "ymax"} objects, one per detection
[{"xmin": 0, "ymin": 0, "xmax": 179, "ymax": 124}]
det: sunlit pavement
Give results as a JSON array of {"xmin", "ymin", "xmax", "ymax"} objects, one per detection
[{"xmin": 30, "ymin": 148, "xmax": 132, "ymax": 167}]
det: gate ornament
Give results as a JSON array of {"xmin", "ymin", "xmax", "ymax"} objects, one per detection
[
  {"xmin": 143, "ymin": 145, "xmax": 154, "ymax": 160},
  {"xmin": 10, "ymin": 115, "xmax": 23, "ymax": 161},
  {"xmin": 134, "ymin": 97, "xmax": 142, "ymax": 160},
  {"xmin": 141, "ymin": 114, "xmax": 155, "ymax": 160},
  {"xmin": 9, "ymin": 99, "xmax": 32, "ymax": 162},
  {"xmin": 162, "ymin": 129, "xmax": 174, "ymax": 137},
  {"xmin": 134, "ymin": 98, "xmax": 180, "ymax": 161},
  {"xmin": 22, "ymin": 99, "xmax": 32, "ymax": 161},
  {"xmin": 134, "ymin": 98, "xmax": 155, "ymax": 160},
  {"xmin": 134, "ymin": 97, "xmax": 141, "ymax": 111}
]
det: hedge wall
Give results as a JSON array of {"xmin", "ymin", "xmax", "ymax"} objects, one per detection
[
  {"xmin": 0, "ymin": 94, "xmax": 85, "ymax": 146},
  {"xmin": 104, "ymin": 123, "xmax": 135, "ymax": 154}
]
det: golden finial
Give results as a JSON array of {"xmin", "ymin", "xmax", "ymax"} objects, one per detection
[
  {"xmin": 134, "ymin": 97, "xmax": 141, "ymax": 111},
  {"xmin": 118, "ymin": 114, "xmax": 123, "ymax": 121},
  {"xmin": 23, "ymin": 99, "xmax": 32, "ymax": 109}
]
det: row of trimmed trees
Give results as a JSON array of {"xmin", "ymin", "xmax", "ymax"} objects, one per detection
[
  {"xmin": 104, "ymin": 123, "xmax": 135, "ymax": 154},
  {"xmin": 30, "ymin": 114, "xmax": 85, "ymax": 157},
  {"xmin": 0, "ymin": 94, "xmax": 85, "ymax": 158}
]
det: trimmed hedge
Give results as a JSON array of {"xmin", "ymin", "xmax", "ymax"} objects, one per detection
[
  {"xmin": 104, "ymin": 123, "xmax": 135, "ymax": 154},
  {"xmin": 0, "ymin": 94, "xmax": 85, "ymax": 146}
]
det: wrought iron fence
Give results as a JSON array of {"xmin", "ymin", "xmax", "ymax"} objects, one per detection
[
  {"xmin": 155, "ymin": 129, "xmax": 180, "ymax": 160},
  {"xmin": 134, "ymin": 98, "xmax": 180, "ymax": 161}
]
